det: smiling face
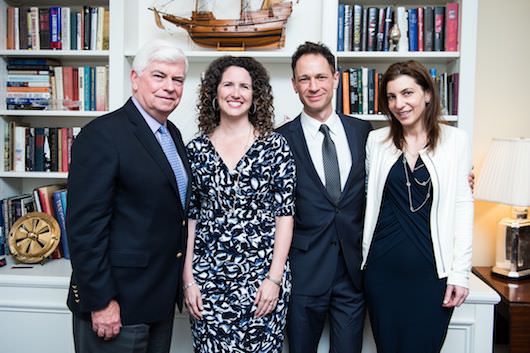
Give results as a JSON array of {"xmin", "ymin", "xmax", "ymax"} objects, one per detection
[
  {"xmin": 386, "ymin": 74, "xmax": 432, "ymax": 131},
  {"xmin": 217, "ymin": 65, "xmax": 253, "ymax": 122},
  {"xmin": 131, "ymin": 59, "xmax": 186, "ymax": 123},
  {"xmin": 292, "ymin": 53, "xmax": 339, "ymax": 122}
]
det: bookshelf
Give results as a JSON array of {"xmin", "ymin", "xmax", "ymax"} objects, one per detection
[{"xmin": 0, "ymin": 1, "xmax": 487, "ymax": 353}]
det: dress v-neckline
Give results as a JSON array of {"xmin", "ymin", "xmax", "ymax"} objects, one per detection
[{"xmin": 204, "ymin": 134, "xmax": 257, "ymax": 174}]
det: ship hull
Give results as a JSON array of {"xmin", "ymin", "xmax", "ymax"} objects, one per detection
[{"xmin": 159, "ymin": 2, "xmax": 293, "ymax": 49}]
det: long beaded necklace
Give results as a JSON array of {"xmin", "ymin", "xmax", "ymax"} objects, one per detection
[
  {"xmin": 402, "ymin": 152, "xmax": 432, "ymax": 213},
  {"xmin": 213, "ymin": 126, "xmax": 255, "ymax": 216}
]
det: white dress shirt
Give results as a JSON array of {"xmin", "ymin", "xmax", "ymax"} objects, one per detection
[{"xmin": 300, "ymin": 111, "xmax": 352, "ymax": 191}]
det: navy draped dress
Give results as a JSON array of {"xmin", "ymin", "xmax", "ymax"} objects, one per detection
[{"xmin": 364, "ymin": 154, "xmax": 453, "ymax": 353}]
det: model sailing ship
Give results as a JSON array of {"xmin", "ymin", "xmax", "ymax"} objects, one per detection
[{"xmin": 151, "ymin": 0, "xmax": 294, "ymax": 50}]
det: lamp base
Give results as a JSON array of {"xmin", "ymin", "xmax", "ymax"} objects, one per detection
[{"xmin": 491, "ymin": 266, "xmax": 530, "ymax": 279}]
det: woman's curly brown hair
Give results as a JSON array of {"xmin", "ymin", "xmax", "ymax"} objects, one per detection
[{"xmin": 197, "ymin": 56, "xmax": 274, "ymax": 137}]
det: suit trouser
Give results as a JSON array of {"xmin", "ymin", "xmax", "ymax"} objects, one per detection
[
  {"xmin": 72, "ymin": 312, "xmax": 174, "ymax": 353},
  {"xmin": 287, "ymin": 254, "xmax": 365, "ymax": 353}
]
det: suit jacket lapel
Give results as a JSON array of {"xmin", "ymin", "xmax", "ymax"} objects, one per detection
[
  {"xmin": 340, "ymin": 114, "xmax": 362, "ymax": 194},
  {"xmin": 124, "ymin": 99, "xmax": 181, "ymax": 201},
  {"xmin": 290, "ymin": 115, "xmax": 337, "ymax": 205}
]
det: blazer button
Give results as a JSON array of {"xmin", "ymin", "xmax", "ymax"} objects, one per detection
[
  {"xmin": 176, "ymin": 252, "xmax": 183, "ymax": 259},
  {"xmin": 182, "ymin": 220, "xmax": 186, "ymax": 227}
]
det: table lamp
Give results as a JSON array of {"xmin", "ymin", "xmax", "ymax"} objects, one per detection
[{"xmin": 475, "ymin": 137, "xmax": 530, "ymax": 278}]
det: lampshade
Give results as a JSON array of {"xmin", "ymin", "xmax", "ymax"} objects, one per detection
[{"xmin": 475, "ymin": 137, "xmax": 530, "ymax": 207}]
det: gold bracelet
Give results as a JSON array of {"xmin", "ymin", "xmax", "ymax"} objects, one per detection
[
  {"xmin": 266, "ymin": 274, "xmax": 282, "ymax": 286},
  {"xmin": 183, "ymin": 281, "xmax": 196, "ymax": 291}
]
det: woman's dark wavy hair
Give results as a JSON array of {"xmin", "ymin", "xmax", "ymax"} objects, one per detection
[
  {"xmin": 379, "ymin": 60, "xmax": 442, "ymax": 151},
  {"xmin": 197, "ymin": 56, "xmax": 274, "ymax": 137}
]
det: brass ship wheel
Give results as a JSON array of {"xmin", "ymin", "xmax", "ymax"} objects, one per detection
[{"xmin": 8, "ymin": 212, "xmax": 61, "ymax": 263}]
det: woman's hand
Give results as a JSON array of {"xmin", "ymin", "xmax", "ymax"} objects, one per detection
[
  {"xmin": 184, "ymin": 282, "xmax": 203, "ymax": 320},
  {"xmin": 442, "ymin": 284, "xmax": 469, "ymax": 308},
  {"xmin": 254, "ymin": 278, "xmax": 280, "ymax": 318}
]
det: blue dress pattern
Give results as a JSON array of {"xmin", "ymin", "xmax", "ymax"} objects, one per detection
[{"xmin": 186, "ymin": 132, "xmax": 296, "ymax": 353}]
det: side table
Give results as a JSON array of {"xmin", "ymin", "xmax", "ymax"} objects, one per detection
[{"xmin": 472, "ymin": 266, "xmax": 530, "ymax": 353}]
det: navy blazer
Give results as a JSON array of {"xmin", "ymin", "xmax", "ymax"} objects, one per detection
[
  {"xmin": 66, "ymin": 98, "xmax": 190, "ymax": 325},
  {"xmin": 277, "ymin": 113, "xmax": 372, "ymax": 295}
]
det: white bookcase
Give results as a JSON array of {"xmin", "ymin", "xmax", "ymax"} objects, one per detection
[{"xmin": 0, "ymin": 1, "xmax": 491, "ymax": 353}]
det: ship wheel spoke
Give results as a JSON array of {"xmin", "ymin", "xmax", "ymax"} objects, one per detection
[
  {"xmin": 29, "ymin": 239, "xmax": 44, "ymax": 254},
  {"xmin": 37, "ymin": 231, "xmax": 52, "ymax": 245},
  {"xmin": 33, "ymin": 219, "xmax": 50, "ymax": 234}
]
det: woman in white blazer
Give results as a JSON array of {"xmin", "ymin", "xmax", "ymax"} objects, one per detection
[{"xmin": 362, "ymin": 61, "xmax": 473, "ymax": 353}]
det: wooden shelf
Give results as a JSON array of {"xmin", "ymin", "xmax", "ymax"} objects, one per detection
[
  {"xmin": 0, "ymin": 110, "xmax": 104, "ymax": 117},
  {"xmin": 0, "ymin": 49, "xmax": 109, "ymax": 59}
]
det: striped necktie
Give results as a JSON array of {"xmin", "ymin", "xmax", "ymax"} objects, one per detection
[
  {"xmin": 158, "ymin": 125, "xmax": 187, "ymax": 208},
  {"xmin": 320, "ymin": 124, "xmax": 341, "ymax": 203}
]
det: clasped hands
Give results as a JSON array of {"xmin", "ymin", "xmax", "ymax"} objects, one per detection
[{"xmin": 184, "ymin": 277, "xmax": 280, "ymax": 320}]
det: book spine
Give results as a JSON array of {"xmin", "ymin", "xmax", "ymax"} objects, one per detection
[
  {"xmin": 341, "ymin": 70, "xmax": 350, "ymax": 115},
  {"xmin": 337, "ymin": 4, "xmax": 345, "ymax": 51},
  {"xmin": 343, "ymin": 5, "xmax": 352, "ymax": 52},
  {"xmin": 396, "ymin": 7, "xmax": 408, "ymax": 52},
  {"xmin": 53, "ymin": 191, "xmax": 69, "ymax": 259},
  {"xmin": 376, "ymin": 7, "xmax": 385, "ymax": 51},
  {"xmin": 445, "ymin": 2, "xmax": 459, "ymax": 51},
  {"xmin": 434, "ymin": 6, "xmax": 445, "ymax": 51},
  {"xmin": 424, "ymin": 7, "xmax": 434, "ymax": 51},
  {"xmin": 352, "ymin": 5, "xmax": 363, "ymax": 51},
  {"xmin": 417, "ymin": 7, "xmax": 424, "ymax": 51},
  {"xmin": 382, "ymin": 7, "xmax": 393, "ymax": 52},
  {"xmin": 366, "ymin": 7, "xmax": 378, "ymax": 51},
  {"xmin": 408, "ymin": 8, "xmax": 418, "ymax": 52},
  {"xmin": 39, "ymin": 8, "xmax": 51, "ymax": 49}
]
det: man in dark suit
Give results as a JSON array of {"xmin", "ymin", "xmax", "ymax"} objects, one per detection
[
  {"xmin": 277, "ymin": 42, "xmax": 372, "ymax": 353},
  {"xmin": 66, "ymin": 39, "xmax": 190, "ymax": 353}
]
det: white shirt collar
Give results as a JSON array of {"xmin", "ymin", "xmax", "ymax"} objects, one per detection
[{"xmin": 300, "ymin": 111, "xmax": 341, "ymax": 139}]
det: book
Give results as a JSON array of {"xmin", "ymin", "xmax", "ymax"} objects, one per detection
[
  {"xmin": 417, "ymin": 7, "xmax": 424, "ymax": 51},
  {"xmin": 349, "ymin": 68, "xmax": 359, "ymax": 114},
  {"xmin": 343, "ymin": 5, "xmax": 352, "ymax": 52},
  {"xmin": 50, "ymin": 7, "xmax": 61, "ymax": 49},
  {"xmin": 38, "ymin": 8, "xmax": 51, "ymax": 49},
  {"xmin": 407, "ymin": 8, "xmax": 418, "ymax": 52},
  {"xmin": 445, "ymin": 3, "xmax": 459, "ymax": 51},
  {"xmin": 396, "ymin": 6, "xmax": 408, "ymax": 52},
  {"xmin": 352, "ymin": 5, "xmax": 363, "ymax": 51},
  {"xmin": 61, "ymin": 7, "xmax": 71, "ymax": 51},
  {"xmin": 434, "ymin": 6, "xmax": 445, "ymax": 51},
  {"xmin": 29, "ymin": 7, "xmax": 39, "ymax": 50},
  {"xmin": 382, "ymin": 7, "xmax": 393, "ymax": 52},
  {"xmin": 424, "ymin": 6, "xmax": 434, "ymax": 51},
  {"xmin": 52, "ymin": 190, "xmax": 69, "ymax": 259},
  {"xmin": 6, "ymin": 7, "xmax": 16, "ymax": 49},
  {"xmin": 366, "ymin": 8, "xmax": 378, "ymax": 51},
  {"xmin": 18, "ymin": 7, "xmax": 30, "ymax": 49},
  {"xmin": 376, "ymin": 7, "xmax": 385, "ymax": 51},
  {"xmin": 341, "ymin": 70, "xmax": 350, "ymax": 115},
  {"xmin": 337, "ymin": 4, "xmax": 345, "ymax": 51}
]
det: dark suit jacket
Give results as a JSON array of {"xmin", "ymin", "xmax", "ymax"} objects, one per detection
[
  {"xmin": 66, "ymin": 98, "xmax": 190, "ymax": 325},
  {"xmin": 277, "ymin": 113, "xmax": 372, "ymax": 296}
]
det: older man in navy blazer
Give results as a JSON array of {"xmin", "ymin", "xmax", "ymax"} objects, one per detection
[
  {"xmin": 277, "ymin": 42, "xmax": 372, "ymax": 353},
  {"xmin": 66, "ymin": 39, "xmax": 190, "ymax": 353}
]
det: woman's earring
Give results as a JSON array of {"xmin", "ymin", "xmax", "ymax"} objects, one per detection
[
  {"xmin": 212, "ymin": 97, "xmax": 219, "ymax": 111},
  {"xmin": 250, "ymin": 102, "xmax": 257, "ymax": 115}
]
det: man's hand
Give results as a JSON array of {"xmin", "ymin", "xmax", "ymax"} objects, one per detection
[{"xmin": 91, "ymin": 299, "xmax": 122, "ymax": 340}]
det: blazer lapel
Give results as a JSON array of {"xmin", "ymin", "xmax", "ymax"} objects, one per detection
[
  {"xmin": 289, "ymin": 115, "xmax": 337, "ymax": 205},
  {"xmin": 124, "ymin": 100, "xmax": 181, "ymax": 200},
  {"xmin": 340, "ymin": 114, "xmax": 362, "ymax": 195}
]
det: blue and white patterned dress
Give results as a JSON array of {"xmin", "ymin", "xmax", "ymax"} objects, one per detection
[{"xmin": 186, "ymin": 131, "xmax": 296, "ymax": 353}]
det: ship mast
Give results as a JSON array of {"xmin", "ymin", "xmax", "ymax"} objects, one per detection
[{"xmin": 240, "ymin": 0, "xmax": 252, "ymax": 22}]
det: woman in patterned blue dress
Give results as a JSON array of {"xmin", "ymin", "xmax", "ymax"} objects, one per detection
[{"xmin": 183, "ymin": 56, "xmax": 296, "ymax": 352}]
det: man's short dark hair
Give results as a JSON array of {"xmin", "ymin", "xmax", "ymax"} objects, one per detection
[{"xmin": 291, "ymin": 41, "xmax": 336, "ymax": 77}]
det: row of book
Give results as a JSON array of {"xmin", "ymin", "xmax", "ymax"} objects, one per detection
[
  {"xmin": 5, "ymin": 6, "xmax": 109, "ymax": 51},
  {"xmin": 337, "ymin": 3, "xmax": 459, "ymax": 52},
  {"xmin": 6, "ymin": 58, "xmax": 109, "ymax": 111},
  {"xmin": 0, "ymin": 184, "xmax": 69, "ymax": 259},
  {"xmin": 336, "ymin": 67, "xmax": 459, "ymax": 116},
  {"xmin": 4, "ymin": 122, "xmax": 81, "ymax": 173}
]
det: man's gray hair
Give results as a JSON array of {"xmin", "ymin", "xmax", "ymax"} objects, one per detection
[{"xmin": 132, "ymin": 39, "xmax": 189, "ymax": 75}]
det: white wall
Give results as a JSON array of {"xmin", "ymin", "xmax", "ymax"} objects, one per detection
[{"xmin": 472, "ymin": 0, "xmax": 530, "ymax": 265}]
